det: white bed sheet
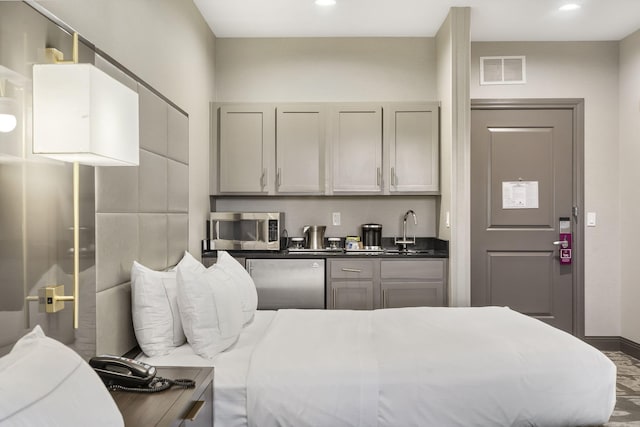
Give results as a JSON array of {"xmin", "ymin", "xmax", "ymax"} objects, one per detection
[
  {"xmin": 246, "ymin": 307, "xmax": 616, "ymax": 427},
  {"xmin": 140, "ymin": 307, "xmax": 616, "ymax": 427},
  {"xmin": 138, "ymin": 310, "xmax": 276, "ymax": 427}
]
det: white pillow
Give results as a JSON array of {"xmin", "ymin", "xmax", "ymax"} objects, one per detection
[
  {"xmin": 215, "ymin": 250, "xmax": 258, "ymax": 324},
  {"xmin": 0, "ymin": 325, "xmax": 123, "ymax": 426},
  {"xmin": 131, "ymin": 251, "xmax": 203, "ymax": 357},
  {"xmin": 176, "ymin": 264, "xmax": 243, "ymax": 359}
]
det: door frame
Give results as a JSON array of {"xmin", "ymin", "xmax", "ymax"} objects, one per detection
[{"xmin": 470, "ymin": 98, "xmax": 585, "ymax": 337}]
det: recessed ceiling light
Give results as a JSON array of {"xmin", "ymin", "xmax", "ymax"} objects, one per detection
[
  {"xmin": 315, "ymin": 0, "xmax": 336, "ymax": 6},
  {"xmin": 559, "ymin": 3, "xmax": 581, "ymax": 11}
]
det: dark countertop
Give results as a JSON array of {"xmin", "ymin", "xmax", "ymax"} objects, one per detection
[{"xmin": 202, "ymin": 237, "xmax": 449, "ymax": 259}]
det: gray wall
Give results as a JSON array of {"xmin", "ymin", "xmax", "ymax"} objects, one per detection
[
  {"xmin": 470, "ymin": 41, "xmax": 621, "ymax": 337},
  {"xmin": 215, "ymin": 197, "xmax": 436, "ymax": 239},
  {"xmin": 36, "ymin": 0, "xmax": 217, "ymax": 259},
  {"xmin": 0, "ymin": 2, "xmax": 97, "ymax": 355},
  {"xmin": 0, "ymin": 1, "xmax": 210, "ymax": 356},
  {"xmin": 213, "ymin": 37, "xmax": 440, "ymax": 241},
  {"xmin": 619, "ymin": 29, "xmax": 640, "ymax": 344}
]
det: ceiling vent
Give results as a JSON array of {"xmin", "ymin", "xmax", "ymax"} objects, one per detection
[{"xmin": 480, "ymin": 56, "xmax": 526, "ymax": 85}]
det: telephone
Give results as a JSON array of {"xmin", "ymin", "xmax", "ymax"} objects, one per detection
[
  {"xmin": 89, "ymin": 355, "xmax": 194, "ymax": 393},
  {"xmin": 89, "ymin": 355, "xmax": 156, "ymax": 388}
]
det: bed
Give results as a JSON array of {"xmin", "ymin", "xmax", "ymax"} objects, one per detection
[{"xmin": 139, "ymin": 306, "xmax": 616, "ymax": 427}]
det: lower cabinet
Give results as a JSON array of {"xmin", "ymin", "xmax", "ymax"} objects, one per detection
[
  {"xmin": 380, "ymin": 259, "xmax": 447, "ymax": 308},
  {"xmin": 327, "ymin": 258, "xmax": 447, "ymax": 309},
  {"xmin": 327, "ymin": 259, "xmax": 377, "ymax": 309}
]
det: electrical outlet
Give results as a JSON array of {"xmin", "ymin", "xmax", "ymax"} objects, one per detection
[{"xmin": 332, "ymin": 212, "xmax": 341, "ymax": 226}]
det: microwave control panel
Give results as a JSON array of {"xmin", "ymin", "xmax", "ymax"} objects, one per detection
[{"xmin": 268, "ymin": 220, "xmax": 279, "ymax": 242}]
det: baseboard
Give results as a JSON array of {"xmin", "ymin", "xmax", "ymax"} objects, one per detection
[
  {"xmin": 621, "ymin": 337, "xmax": 640, "ymax": 360},
  {"xmin": 584, "ymin": 335, "xmax": 640, "ymax": 358},
  {"xmin": 583, "ymin": 336, "xmax": 622, "ymax": 351}
]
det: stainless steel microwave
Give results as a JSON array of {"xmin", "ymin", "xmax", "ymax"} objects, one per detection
[{"xmin": 205, "ymin": 212, "xmax": 284, "ymax": 251}]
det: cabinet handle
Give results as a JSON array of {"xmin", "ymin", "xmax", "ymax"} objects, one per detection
[
  {"xmin": 260, "ymin": 169, "xmax": 266, "ymax": 189},
  {"xmin": 341, "ymin": 268, "xmax": 362, "ymax": 273},
  {"xmin": 376, "ymin": 167, "xmax": 381, "ymax": 186},
  {"xmin": 382, "ymin": 289, "xmax": 388, "ymax": 308},
  {"xmin": 185, "ymin": 400, "xmax": 205, "ymax": 421},
  {"xmin": 391, "ymin": 167, "xmax": 396, "ymax": 186},
  {"xmin": 332, "ymin": 288, "xmax": 337, "ymax": 308},
  {"xmin": 276, "ymin": 168, "xmax": 282, "ymax": 188}
]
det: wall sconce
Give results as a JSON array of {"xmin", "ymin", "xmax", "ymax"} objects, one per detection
[
  {"xmin": 27, "ymin": 33, "xmax": 139, "ymax": 328},
  {"xmin": 0, "ymin": 79, "xmax": 17, "ymax": 133}
]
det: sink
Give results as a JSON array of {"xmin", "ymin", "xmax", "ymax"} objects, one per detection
[{"xmin": 382, "ymin": 249, "xmax": 435, "ymax": 255}]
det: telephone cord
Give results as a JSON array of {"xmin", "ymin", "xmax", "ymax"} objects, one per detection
[{"xmin": 108, "ymin": 377, "xmax": 195, "ymax": 393}]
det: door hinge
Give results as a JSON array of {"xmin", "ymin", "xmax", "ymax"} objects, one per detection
[{"xmin": 572, "ymin": 206, "xmax": 579, "ymax": 219}]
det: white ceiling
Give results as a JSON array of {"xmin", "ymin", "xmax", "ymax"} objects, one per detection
[{"xmin": 193, "ymin": 0, "xmax": 640, "ymax": 41}]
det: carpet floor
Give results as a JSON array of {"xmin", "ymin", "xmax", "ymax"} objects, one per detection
[{"xmin": 603, "ymin": 351, "xmax": 640, "ymax": 426}]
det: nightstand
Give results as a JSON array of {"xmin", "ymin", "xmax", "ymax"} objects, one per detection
[{"xmin": 110, "ymin": 366, "xmax": 214, "ymax": 427}]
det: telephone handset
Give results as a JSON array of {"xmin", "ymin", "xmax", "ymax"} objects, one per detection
[
  {"xmin": 89, "ymin": 355, "xmax": 194, "ymax": 393},
  {"xmin": 90, "ymin": 355, "xmax": 156, "ymax": 388}
]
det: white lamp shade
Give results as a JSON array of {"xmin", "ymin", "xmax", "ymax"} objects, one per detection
[
  {"xmin": 32, "ymin": 63, "xmax": 139, "ymax": 166},
  {"xmin": 0, "ymin": 97, "xmax": 17, "ymax": 133}
]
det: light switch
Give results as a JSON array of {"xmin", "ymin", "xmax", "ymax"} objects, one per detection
[
  {"xmin": 332, "ymin": 212, "xmax": 341, "ymax": 226},
  {"xmin": 587, "ymin": 212, "xmax": 596, "ymax": 227}
]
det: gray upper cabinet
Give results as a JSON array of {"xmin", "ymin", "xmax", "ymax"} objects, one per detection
[
  {"xmin": 218, "ymin": 105, "xmax": 274, "ymax": 194},
  {"xmin": 214, "ymin": 102, "xmax": 438, "ymax": 196},
  {"xmin": 384, "ymin": 103, "xmax": 439, "ymax": 194},
  {"xmin": 276, "ymin": 105, "xmax": 325, "ymax": 194},
  {"xmin": 331, "ymin": 104, "xmax": 383, "ymax": 193}
]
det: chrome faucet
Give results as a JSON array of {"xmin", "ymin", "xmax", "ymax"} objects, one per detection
[{"xmin": 395, "ymin": 209, "xmax": 417, "ymax": 251}]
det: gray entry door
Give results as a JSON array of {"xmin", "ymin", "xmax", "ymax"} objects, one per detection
[{"xmin": 471, "ymin": 101, "xmax": 582, "ymax": 334}]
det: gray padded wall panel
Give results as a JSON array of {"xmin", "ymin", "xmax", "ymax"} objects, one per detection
[
  {"xmin": 168, "ymin": 160, "xmax": 189, "ymax": 212},
  {"xmin": 139, "ymin": 150, "xmax": 168, "ymax": 212},
  {"xmin": 138, "ymin": 85, "xmax": 168, "ymax": 156},
  {"xmin": 138, "ymin": 214, "xmax": 168, "ymax": 270},
  {"xmin": 96, "ymin": 214, "xmax": 139, "ymax": 292},
  {"xmin": 95, "ymin": 55, "xmax": 137, "ymax": 92},
  {"xmin": 168, "ymin": 106, "xmax": 189, "ymax": 164},
  {"xmin": 96, "ymin": 166, "xmax": 139, "ymax": 213},
  {"xmin": 94, "ymin": 76, "xmax": 188, "ymax": 357},
  {"xmin": 96, "ymin": 283, "xmax": 136, "ymax": 356},
  {"xmin": 168, "ymin": 214, "xmax": 189, "ymax": 266}
]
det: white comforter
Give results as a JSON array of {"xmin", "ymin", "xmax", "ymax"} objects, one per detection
[{"xmin": 245, "ymin": 307, "xmax": 616, "ymax": 427}]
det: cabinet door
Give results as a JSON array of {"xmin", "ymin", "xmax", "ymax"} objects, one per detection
[
  {"xmin": 381, "ymin": 282, "xmax": 445, "ymax": 308},
  {"xmin": 276, "ymin": 105, "xmax": 325, "ymax": 193},
  {"xmin": 331, "ymin": 105, "xmax": 382, "ymax": 193},
  {"xmin": 330, "ymin": 281, "xmax": 375, "ymax": 310},
  {"xmin": 219, "ymin": 105, "xmax": 274, "ymax": 193},
  {"xmin": 386, "ymin": 103, "xmax": 439, "ymax": 193}
]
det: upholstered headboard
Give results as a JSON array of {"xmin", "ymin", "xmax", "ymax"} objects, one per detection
[{"xmin": 93, "ymin": 55, "xmax": 189, "ymax": 356}]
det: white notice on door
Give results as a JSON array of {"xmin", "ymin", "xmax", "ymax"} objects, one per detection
[{"xmin": 502, "ymin": 181, "xmax": 539, "ymax": 209}]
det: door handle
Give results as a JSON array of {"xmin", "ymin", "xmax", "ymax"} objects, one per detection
[{"xmin": 552, "ymin": 240, "xmax": 569, "ymax": 248}]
